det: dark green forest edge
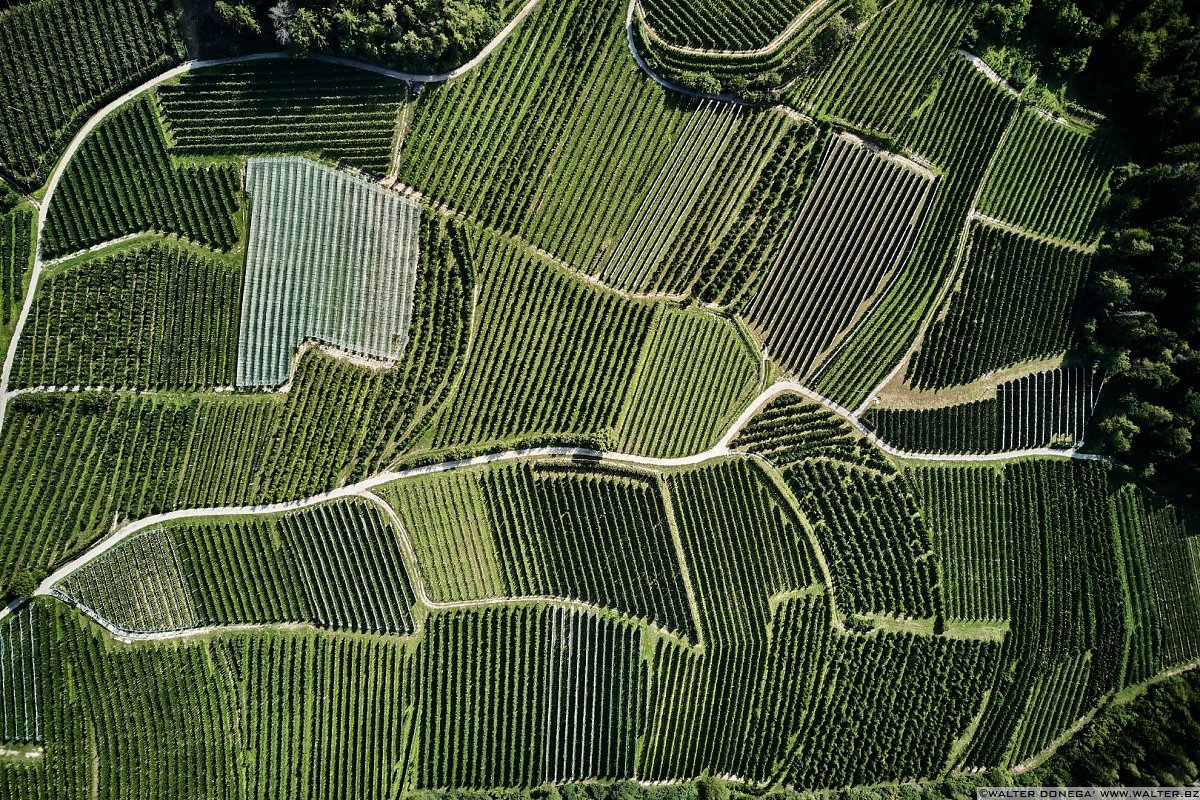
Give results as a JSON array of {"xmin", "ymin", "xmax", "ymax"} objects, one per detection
[{"xmin": 0, "ymin": 0, "xmax": 1199, "ymax": 797}]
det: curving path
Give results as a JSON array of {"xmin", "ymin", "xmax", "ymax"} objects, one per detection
[
  {"xmin": 0, "ymin": 0, "xmax": 544, "ymax": 437},
  {"xmin": 27, "ymin": 376, "xmax": 1110, "ymax": 629}
]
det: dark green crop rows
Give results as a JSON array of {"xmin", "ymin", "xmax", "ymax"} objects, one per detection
[
  {"xmin": 0, "ymin": 0, "xmax": 182, "ymax": 188},
  {"xmin": 43, "ymin": 95, "xmax": 242, "ymax": 259},
  {"xmin": 14, "ymin": 242, "xmax": 242, "ymax": 389}
]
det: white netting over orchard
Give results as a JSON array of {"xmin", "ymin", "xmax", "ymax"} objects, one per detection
[{"xmin": 237, "ymin": 156, "xmax": 421, "ymax": 387}]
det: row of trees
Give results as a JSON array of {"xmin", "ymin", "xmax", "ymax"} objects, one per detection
[
  {"xmin": 210, "ymin": 0, "xmax": 501, "ymax": 72},
  {"xmin": 970, "ymin": 0, "xmax": 1200, "ymax": 497}
]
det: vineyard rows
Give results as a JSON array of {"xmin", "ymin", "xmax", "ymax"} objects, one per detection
[
  {"xmin": 863, "ymin": 367, "xmax": 1102, "ymax": 454},
  {"xmin": 0, "ymin": 606, "xmax": 40, "ymax": 745},
  {"xmin": 687, "ymin": 120, "xmax": 820, "ymax": 306},
  {"xmin": 978, "ymin": 108, "xmax": 1117, "ymax": 243},
  {"xmin": 0, "ymin": 207, "xmax": 31, "ymax": 338},
  {"xmin": 617, "ymin": 307, "xmax": 759, "ymax": 458},
  {"xmin": 181, "ymin": 499, "xmax": 416, "ymax": 633},
  {"xmin": 13, "ymin": 242, "xmax": 243, "ymax": 389},
  {"xmin": 732, "ymin": 391, "xmax": 889, "ymax": 469},
  {"xmin": 600, "ymin": 100, "xmax": 742, "ymax": 293},
  {"xmin": 799, "ymin": 0, "xmax": 973, "ymax": 134},
  {"xmin": 0, "ymin": 216, "xmax": 472, "ymax": 587},
  {"xmin": 908, "ymin": 465, "xmax": 1010, "ymax": 622},
  {"xmin": 0, "ymin": 0, "xmax": 182, "ymax": 187},
  {"xmin": 56, "ymin": 498, "xmax": 417, "ymax": 635},
  {"xmin": 784, "ymin": 458, "xmax": 936, "ymax": 618},
  {"xmin": 864, "ymin": 399, "xmax": 999, "ymax": 454},
  {"xmin": 908, "ymin": 222, "xmax": 1093, "ymax": 389},
  {"xmin": 812, "ymin": 54, "xmax": 1018, "ymax": 408},
  {"xmin": 382, "ymin": 461, "xmax": 696, "ymax": 638},
  {"xmin": 419, "ymin": 605, "xmax": 645, "ymax": 787},
  {"xmin": 43, "ymin": 95, "xmax": 242, "ymax": 259},
  {"xmin": 959, "ymin": 462, "xmax": 1125, "ymax": 769},
  {"xmin": 399, "ymin": 0, "xmax": 693, "ymax": 271},
  {"xmin": 669, "ymin": 459, "xmax": 816, "ymax": 645},
  {"xmin": 432, "ymin": 234, "xmax": 652, "ymax": 448},
  {"xmin": 639, "ymin": 459, "xmax": 818, "ymax": 779},
  {"xmin": 784, "ymin": 630, "xmax": 998, "ymax": 786},
  {"xmin": 157, "ymin": 60, "xmax": 407, "ymax": 176},
  {"xmin": 639, "ymin": 0, "xmax": 816, "ymax": 50},
  {"xmin": 1111, "ymin": 486, "xmax": 1200, "ymax": 687},
  {"xmin": 543, "ymin": 607, "xmax": 643, "ymax": 781},
  {"xmin": 634, "ymin": 0, "xmax": 858, "ymax": 97},
  {"xmin": 56, "ymin": 525, "xmax": 196, "ymax": 634},
  {"xmin": 236, "ymin": 631, "xmax": 416, "ymax": 800},
  {"xmin": 1008, "ymin": 650, "xmax": 1092, "ymax": 765},
  {"xmin": 399, "ymin": 0, "xmax": 795, "ymax": 291},
  {"xmin": 746, "ymin": 133, "xmax": 936, "ymax": 379},
  {"xmin": 998, "ymin": 367, "xmax": 1101, "ymax": 450},
  {"xmin": 1, "ymin": 452, "xmax": 1198, "ymax": 792},
  {"xmin": 238, "ymin": 156, "xmax": 421, "ymax": 387}
]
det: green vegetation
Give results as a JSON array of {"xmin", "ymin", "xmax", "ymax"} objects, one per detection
[
  {"xmin": 420, "ymin": 606, "xmax": 645, "ymax": 787},
  {"xmin": 43, "ymin": 95, "xmax": 243, "ymax": 259},
  {"xmin": 0, "ymin": 214, "xmax": 471, "ymax": 589},
  {"xmin": 863, "ymin": 367, "xmax": 1101, "ymax": 453},
  {"xmin": 732, "ymin": 392, "xmax": 889, "ymax": 468},
  {"xmin": 784, "ymin": 457, "xmax": 936, "ymax": 618},
  {"xmin": 382, "ymin": 461, "xmax": 696, "ymax": 638},
  {"xmin": 960, "ymin": 461, "xmax": 1127, "ymax": 769},
  {"xmin": 157, "ymin": 59, "xmax": 407, "ymax": 175},
  {"xmin": 813, "ymin": 55, "xmax": 1019, "ymax": 408},
  {"xmin": 167, "ymin": 498, "xmax": 417, "ymax": 633},
  {"xmin": 978, "ymin": 108, "xmax": 1116, "ymax": 242},
  {"xmin": 617, "ymin": 307, "xmax": 759, "ymax": 458},
  {"xmin": 745, "ymin": 133, "xmax": 936, "ymax": 380},
  {"xmin": 210, "ymin": 0, "xmax": 503, "ymax": 72},
  {"xmin": 14, "ymin": 241, "xmax": 243, "ymax": 389},
  {"xmin": 690, "ymin": 121, "xmax": 821, "ymax": 306},
  {"xmin": 432, "ymin": 234, "xmax": 653, "ymax": 449},
  {"xmin": 1, "ymin": 0, "xmax": 1198, "ymax": 791},
  {"xmin": 638, "ymin": 0, "xmax": 815, "ymax": 50},
  {"xmin": 0, "ymin": 605, "xmax": 42, "ymax": 745},
  {"xmin": 909, "ymin": 222, "xmax": 1093, "ymax": 389},
  {"xmin": 801, "ymin": 0, "xmax": 973, "ymax": 132},
  {"xmin": 0, "ymin": 0, "xmax": 183, "ymax": 188},
  {"xmin": 909, "ymin": 465, "xmax": 1010, "ymax": 622},
  {"xmin": 633, "ymin": 0, "xmax": 870, "ymax": 101},
  {"xmin": 0, "ymin": 203, "xmax": 33, "ymax": 355}
]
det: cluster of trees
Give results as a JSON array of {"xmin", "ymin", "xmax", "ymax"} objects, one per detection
[
  {"xmin": 970, "ymin": 2, "xmax": 1199, "ymax": 496},
  {"xmin": 209, "ymin": 0, "xmax": 500, "ymax": 71}
]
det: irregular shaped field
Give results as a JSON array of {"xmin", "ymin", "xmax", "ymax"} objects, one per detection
[
  {"xmin": 746, "ymin": 133, "xmax": 935, "ymax": 378},
  {"xmin": 1, "ymin": 0, "xmax": 1199, "ymax": 793},
  {"xmin": 237, "ymin": 156, "xmax": 421, "ymax": 387}
]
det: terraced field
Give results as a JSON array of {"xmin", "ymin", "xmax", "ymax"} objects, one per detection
[{"xmin": 0, "ymin": 0, "xmax": 1195, "ymax": 796}]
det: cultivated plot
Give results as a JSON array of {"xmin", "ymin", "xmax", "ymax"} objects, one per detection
[
  {"xmin": 600, "ymin": 100, "xmax": 742, "ymax": 293},
  {"xmin": 746, "ymin": 133, "xmax": 936, "ymax": 379},
  {"xmin": 0, "ymin": 605, "xmax": 41, "ymax": 745},
  {"xmin": 237, "ymin": 156, "xmax": 421, "ymax": 387}
]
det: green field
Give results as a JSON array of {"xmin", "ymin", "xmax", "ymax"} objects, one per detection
[{"xmin": 0, "ymin": 0, "xmax": 1196, "ymax": 795}]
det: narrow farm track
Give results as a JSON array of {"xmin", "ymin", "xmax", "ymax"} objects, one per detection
[
  {"xmin": 0, "ymin": 0, "xmax": 545, "ymax": 436},
  {"xmin": 625, "ymin": 0, "xmax": 754, "ymax": 103},
  {"xmin": 955, "ymin": 50, "xmax": 1019, "ymax": 98},
  {"xmin": 969, "ymin": 210, "xmax": 1098, "ymax": 255},
  {"xmin": 28, "ymin": 376, "xmax": 1113, "ymax": 639}
]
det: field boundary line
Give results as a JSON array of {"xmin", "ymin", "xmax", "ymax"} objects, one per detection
[
  {"xmin": 633, "ymin": 0, "xmax": 834, "ymax": 57},
  {"xmin": 0, "ymin": 0, "xmax": 545, "ymax": 435},
  {"xmin": 34, "ymin": 379, "xmax": 1113, "ymax": 615},
  {"xmin": 955, "ymin": 50, "xmax": 1019, "ymax": 98}
]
